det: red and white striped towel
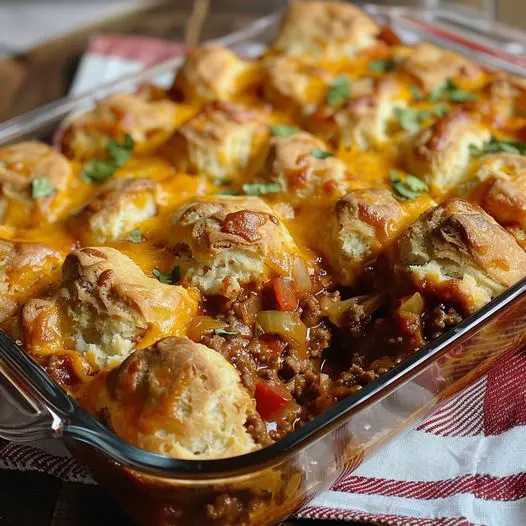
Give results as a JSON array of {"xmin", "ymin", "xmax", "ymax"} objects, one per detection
[{"xmin": 2, "ymin": 35, "xmax": 526, "ymax": 526}]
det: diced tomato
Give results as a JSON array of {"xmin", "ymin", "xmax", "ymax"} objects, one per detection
[
  {"xmin": 271, "ymin": 277, "xmax": 298, "ymax": 312},
  {"xmin": 255, "ymin": 380, "xmax": 292, "ymax": 421},
  {"xmin": 259, "ymin": 334, "xmax": 286, "ymax": 356}
]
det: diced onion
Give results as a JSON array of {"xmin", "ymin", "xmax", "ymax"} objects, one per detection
[
  {"xmin": 399, "ymin": 292, "xmax": 424, "ymax": 315},
  {"xmin": 324, "ymin": 294, "xmax": 384, "ymax": 327},
  {"xmin": 324, "ymin": 298, "xmax": 359, "ymax": 326},
  {"xmin": 291, "ymin": 257, "xmax": 312, "ymax": 292},
  {"xmin": 187, "ymin": 316, "xmax": 225, "ymax": 342},
  {"xmin": 257, "ymin": 310, "xmax": 307, "ymax": 348}
]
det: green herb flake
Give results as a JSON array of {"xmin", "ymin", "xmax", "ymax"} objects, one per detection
[
  {"xmin": 394, "ymin": 108, "xmax": 421, "ymax": 133},
  {"xmin": 469, "ymin": 135, "xmax": 526, "ymax": 157},
  {"xmin": 368, "ymin": 58, "xmax": 398, "ymax": 74},
  {"xmin": 326, "ymin": 75, "xmax": 352, "ymax": 106},
  {"xmin": 432, "ymin": 103, "xmax": 450, "ymax": 118},
  {"xmin": 469, "ymin": 144, "xmax": 482, "ymax": 156},
  {"xmin": 152, "ymin": 268, "xmax": 174, "ymax": 284},
  {"xmin": 390, "ymin": 170, "xmax": 428, "ymax": 200},
  {"xmin": 80, "ymin": 134, "xmax": 135, "ymax": 184},
  {"xmin": 395, "ymin": 105, "xmax": 449, "ymax": 133},
  {"xmin": 405, "ymin": 174, "xmax": 429, "ymax": 192},
  {"xmin": 127, "ymin": 228, "xmax": 143, "ymax": 244},
  {"xmin": 31, "ymin": 177, "xmax": 54, "ymax": 199},
  {"xmin": 429, "ymin": 79, "xmax": 478, "ymax": 103},
  {"xmin": 80, "ymin": 160, "xmax": 116, "ymax": 184},
  {"xmin": 270, "ymin": 124, "xmax": 299, "ymax": 137},
  {"xmin": 428, "ymin": 82, "xmax": 447, "ymax": 102},
  {"xmin": 213, "ymin": 177, "xmax": 233, "ymax": 186},
  {"xmin": 411, "ymin": 85, "xmax": 424, "ymax": 101},
  {"xmin": 241, "ymin": 182, "xmax": 282, "ymax": 196},
  {"xmin": 214, "ymin": 328, "xmax": 239, "ymax": 337},
  {"xmin": 311, "ymin": 148, "xmax": 334, "ymax": 160},
  {"xmin": 216, "ymin": 188, "xmax": 242, "ymax": 196}
]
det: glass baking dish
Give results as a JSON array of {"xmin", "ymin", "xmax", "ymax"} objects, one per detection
[{"xmin": 1, "ymin": 4, "xmax": 526, "ymax": 525}]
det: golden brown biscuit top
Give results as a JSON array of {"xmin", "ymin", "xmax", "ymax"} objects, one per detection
[
  {"xmin": 262, "ymin": 132, "xmax": 348, "ymax": 196},
  {"xmin": 402, "ymin": 42, "xmax": 477, "ymax": 92},
  {"xmin": 171, "ymin": 45, "xmax": 260, "ymax": 103},
  {"xmin": 92, "ymin": 336, "xmax": 258, "ymax": 459},
  {"xmin": 336, "ymin": 188, "xmax": 405, "ymax": 244},
  {"xmin": 275, "ymin": 1, "xmax": 379, "ymax": 59},
  {"xmin": 397, "ymin": 199, "xmax": 526, "ymax": 292},
  {"xmin": 173, "ymin": 196, "xmax": 282, "ymax": 256}
]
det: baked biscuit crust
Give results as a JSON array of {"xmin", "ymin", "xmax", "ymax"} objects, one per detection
[
  {"xmin": 170, "ymin": 45, "xmax": 261, "ymax": 103},
  {"xmin": 394, "ymin": 199, "xmax": 526, "ymax": 313},
  {"xmin": 458, "ymin": 154, "xmax": 526, "ymax": 248},
  {"xmin": 262, "ymin": 56, "xmax": 329, "ymax": 117},
  {"xmin": 71, "ymin": 178, "xmax": 158, "ymax": 244},
  {"xmin": 322, "ymin": 188, "xmax": 405, "ymax": 285},
  {"xmin": 61, "ymin": 93, "xmax": 179, "ymax": 160},
  {"xmin": 275, "ymin": 1, "xmax": 379, "ymax": 61},
  {"xmin": 0, "ymin": 141, "xmax": 72, "ymax": 226},
  {"xmin": 22, "ymin": 247, "xmax": 198, "ymax": 369},
  {"xmin": 84, "ymin": 337, "xmax": 258, "ymax": 459},
  {"xmin": 171, "ymin": 196, "xmax": 304, "ymax": 296},
  {"xmin": 400, "ymin": 111, "xmax": 490, "ymax": 196},
  {"xmin": 259, "ymin": 132, "xmax": 348, "ymax": 199},
  {"xmin": 0, "ymin": 240, "xmax": 61, "ymax": 322},
  {"xmin": 170, "ymin": 101, "xmax": 269, "ymax": 180},
  {"xmin": 307, "ymin": 78, "xmax": 405, "ymax": 150},
  {"xmin": 402, "ymin": 42, "xmax": 478, "ymax": 93}
]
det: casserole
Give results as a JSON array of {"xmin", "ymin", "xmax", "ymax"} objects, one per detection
[{"xmin": 1, "ymin": 3, "xmax": 526, "ymax": 525}]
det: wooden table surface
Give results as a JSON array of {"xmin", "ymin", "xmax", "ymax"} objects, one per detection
[{"xmin": 0, "ymin": 1, "xmax": 367, "ymax": 525}]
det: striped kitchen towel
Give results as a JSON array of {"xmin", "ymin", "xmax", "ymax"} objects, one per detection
[{"xmin": 2, "ymin": 34, "xmax": 526, "ymax": 526}]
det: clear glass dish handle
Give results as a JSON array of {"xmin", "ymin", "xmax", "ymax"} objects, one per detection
[{"xmin": 0, "ymin": 331, "xmax": 70, "ymax": 442}]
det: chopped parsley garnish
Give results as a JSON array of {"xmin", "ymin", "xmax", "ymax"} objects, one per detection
[
  {"xmin": 214, "ymin": 328, "xmax": 239, "ymax": 337},
  {"xmin": 216, "ymin": 188, "xmax": 241, "ymax": 196},
  {"xmin": 394, "ymin": 108, "xmax": 421, "ymax": 133},
  {"xmin": 213, "ymin": 177, "xmax": 233, "ymax": 186},
  {"xmin": 270, "ymin": 124, "xmax": 299, "ymax": 137},
  {"xmin": 311, "ymin": 148, "xmax": 334, "ymax": 160},
  {"xmin": 469, "ymin": 135, "xmax": 526, "ymax": 157},
  {"xmin": 429, "ymin": 79, "xmax": 478, "ymax": 103},
  {"xmin": 31, "ymin": 177, "xmax": 54, "ymax": 199},
  {"xmin": 394, "ymin": 104, "xmax": 449, "ymax": 132},
  {"xmin": 216, "ymin": 181, "xmax": 284, "ymax": 197},
  {"xmin": 242, "ymin": 182, "xmax": 283, "ymax": 196},
  {"xmin": 153, "ymin": 268, "xmax": 174, "ymax": 284},
  {"xmin": 127, "ymin": 228, "xmax": 142, "ymax": 244},
  {"xmin": 390, "ymin": 170, "xmax": 428, "ymax": 200},
  {"xmin": 411, "ymin": 85, "xmax": 424, "ymax": 101},
  {"xmin": 326, "ymin": 75, "xmax": 351, "ymax": 106},
  {"xmin": 432, "ymin": 102, "xmax": 450, "ymax": 118},
  {"xmin": 107, "ymin": 134, "xmax": 134, "ymax": 165},
  {"xmin": 369, "ymin": 58, "xmax": 398, "ymax": 74},
  {"xmin": 81, "ymin": 134, "xmax": 135, "ymax": 184}
]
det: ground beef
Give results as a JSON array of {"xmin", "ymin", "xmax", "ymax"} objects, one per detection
[
  {"xmin": 308, "ymin": 324, "xmax": 331, "ymax": 358},
  {"xmin": 268, "ymin": 403, "xmax": 303, "ymax": 441},
  {"xmin": 202, "ymin": 283, "xmax": 466, "ymax": 448},
  {"xmin": 425, "ymin": 304, "xmax": 463, "ymax": 340},
  {"xmin": 340, "ymin": 302, "xmax": 369, "ymax": 337},
  {"xmin": 335, "ymin": 364, "xmax": 376, "ymax": 388},
  {"xmin": 245, "ymin": 412, "xmax": 272, "ymax": 446},
  {"xmin": 202, "ymin": 334, "xmax": 260, "ymax": 394},
  {"xmin": 301, "ymin": 294, "xmax": 323, "ymax": 327}
]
